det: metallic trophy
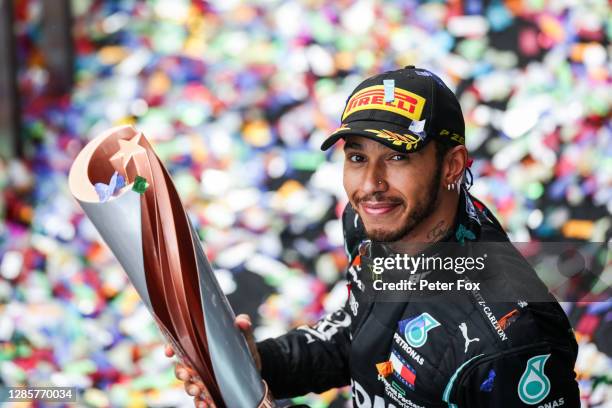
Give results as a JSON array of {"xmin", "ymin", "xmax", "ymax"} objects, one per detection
[{"xmin": 69, "ymin": 125, "xmax": 275, "ymax": 408}]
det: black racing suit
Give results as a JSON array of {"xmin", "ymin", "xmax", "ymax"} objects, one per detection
[{"xmin": 257, "ymin": 188, "xmax": 580, "ymax": 408}]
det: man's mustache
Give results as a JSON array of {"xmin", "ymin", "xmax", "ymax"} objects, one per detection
[{"xmin": 355, "ymin": 193, "xmax": 403, "ymax": 205}]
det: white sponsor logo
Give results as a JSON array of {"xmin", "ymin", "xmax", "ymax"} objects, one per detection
[
  {"xmin": 353, "ymin": 379, "xmax": 397, "ymax": 408},
  {"xmin": 298, "ymin": 310, "xmax": 351, "ymax": 343},
  {"xmin": 371, "ymin": 376, "xmax": 426, "ymax": 408},
  {"xmin": 459, "ymin": 322, "xmax": 480, "ymax": 353},
  {"xmin": 350, "ymin": 290, "xmax": 359, "ymax": 316},
  {"xmin": 349, "ymin": 264, "xmax": 365, "ymax": 291},
  {"xmin": 471, "ymin": 287, "xmax": 507, "ymax": 341},
  {"xmin": 538, "ymin": 397, "xmax": 564, "ymax": 408},
  {"xmin": 393, "ymin": 333, "xmax": 424, "ymax": 366},
  {"xmin": 478, "ymin": 302, "xmax": 507, "ymax": 341}
]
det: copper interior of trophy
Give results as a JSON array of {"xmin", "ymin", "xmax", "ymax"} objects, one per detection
[
  {"xmin": 130, "ymin": 132, "xmax": 223, "ymax": 405},
  {"xmin": 71, "ymin": 125, "xmax": 224, "ymax": 406}
]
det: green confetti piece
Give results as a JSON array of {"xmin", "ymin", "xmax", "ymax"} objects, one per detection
[
  {"xmin": 178, "ymin": 104, "xmax": 207, "ymax": 127},
  {"xmin": 527, "ymin": 0, "xmax": 546, "ymax": 11},
  {"xmin": 64, "ymin": 359, "xmax": 97, "ymax": 375},
  {"xmin": 152, "ymin": 22, "xmax": 187, "ymax": 55},
  {"xmin": 174, "ymin": 172, "xmax": 199, "ymax": 198},
  {"xmin": 16, "ymin": 343, "xmax": 32, "ymax": 358},
  {"xmin": 0, "ymin": 346, "xmax": 16, "ymax": 361},
  {"xmin": 457, "ymin": 38, "xmax": 487, "ymax": 61},
  {"xmin": 27, "ymin": 121, "xmax": 46, "ymax": 141},
  {"xmin": 131, "ymin": 373, "xmax": 169, "ymax": 390},
  {"xmin": 132, "ymin": 176, "xmax": 149, "ymax": 194},
  {"xmin": 314, "ymin": 78, "xmax": 335, "ymax": 95},
  {"xmin": 383, "ymin": 6, "xmax": 403, "ymax": 23},
  {"xmin": 310, "ymin": 14, "xmax": 334, "ymax": 43},
  {"xmin": 290, "ymin": 396, "xmax": 309, "ymax": 405},
  {"xmin": 355, "ymin": 49, "xmax": 376, "ymax": 70},
  {"xmin": 153, "ymin": 138, "xmax": 185, "ymax": 162},
  {"xmin": 555, "ymin": 62, "xmax": 573, "ymax": 92},
  {"xmin": 586, "ymin": 94, "xmax": 609, "ymax": 116},
  {"xmin": 291, "ymin": 152, "xmax": 325, "ymax": 171},
  {"xmin": 526, "ymin": 182, "xmax": 544, "ymax": 200},
  {"xmin": 337, "ymin": 35, "xmax": 359, "ymax": 52}
]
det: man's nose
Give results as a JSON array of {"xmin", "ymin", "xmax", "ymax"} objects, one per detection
[{"xmin": 361, "ymin": 164, "xmax": 388, "ymax": 195}]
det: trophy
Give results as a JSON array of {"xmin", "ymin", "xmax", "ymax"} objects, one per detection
[{"xmin": 68, "ymin": 125, "xmax": 275, "ymax": 407}]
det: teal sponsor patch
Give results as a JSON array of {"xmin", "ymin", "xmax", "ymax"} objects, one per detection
[
  {"xmin": 518, "ymin": 354, "xmax": 551, "ymax": 405},
  {"xmin": 399, "ymin": 313, "xmax": 440, "ymax": 348}
]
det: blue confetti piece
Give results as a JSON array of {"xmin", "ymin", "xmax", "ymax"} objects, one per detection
[
  {"xmin": 466, "ymin": 0, "xmax": 483, "ymax": 15},
  {"xmin": 480, "ymin": 369, "xmax": 496, "ymax": 392},
  {"xmin": 486, "ymin": 2, "xmax": 513, "ymax": 32},
  {"xmin": 94, "ymin": 171, "xmax": 126, "ymax": 203},
  {"xmin": 586, "ymin": 300, "xmax": 612, "ymax": 315},
  {"xmin": 433, "ymin": 32, "xmax": 455, "ymax": 53},
  {"xmin": 383, "ymin": 79, "xmax": 395, "ymax": 102},
  {"xmin": 548, "ymin": 175, "xmax": 573, "ymax": 200}
]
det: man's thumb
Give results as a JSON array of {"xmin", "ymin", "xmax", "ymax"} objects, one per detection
[{"xmin": 235, "ymin": 314, "xmax": 253, "ymax": 332}]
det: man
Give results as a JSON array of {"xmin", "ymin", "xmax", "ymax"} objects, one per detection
[{"xmin": 168, "ymin": 66, "xmax": 580, "ymax": 407}]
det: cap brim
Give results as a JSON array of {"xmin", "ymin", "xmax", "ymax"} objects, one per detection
[{"xmin": 320, "ymin": 120, "xmax": 429, "ymax": 153}]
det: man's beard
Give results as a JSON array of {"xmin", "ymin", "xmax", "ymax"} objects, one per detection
[{"xmin": 363, "ymin": 161, "xmax": 443, "ymax": 243}]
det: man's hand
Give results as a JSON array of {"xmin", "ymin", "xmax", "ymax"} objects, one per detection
[
  {"xmin": 165, "ymin": 344, "xmax": 211, "ymax": 408},
  {"xmin": 165, "ymin": 314, "xmax": 261, "ymax": 408}
]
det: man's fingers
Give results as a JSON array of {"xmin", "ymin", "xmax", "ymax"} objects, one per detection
[
  {"xmin": 196, "ymin": 387, "xmax": 214, "ymax": 408},
  {"xmin": 170, "ymin": 357, "xmax": 210, "ymax": 407},
  {"xmin": 175, "ymin": 364, "xmax": 191, "ymax": 382},
  {"xmin": 195, "ymin": 399, "xmax": 209, "ymax": 408},
  {"xmin": 186, "ymin": 383, "xmax": 202, "ymax": 397},
  {"xmin": 175, "ymin": 361, "xmax": 200, "ymax": 380}
]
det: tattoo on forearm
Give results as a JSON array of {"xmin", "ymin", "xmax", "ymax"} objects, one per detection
[{"xmin": 427, "ymin": 221, "xmax": 451, "ymax": 242}]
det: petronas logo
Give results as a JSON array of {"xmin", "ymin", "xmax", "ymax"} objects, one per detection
[
  {"xmin": 518, "ymin": 354, "xmax": 551, "ymax": 405},
  {"xmin": 401, "ymin": 313, "xmax": 440, "ymax": 348}
]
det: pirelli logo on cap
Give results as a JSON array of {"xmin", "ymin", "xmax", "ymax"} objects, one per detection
[{"xmin": 342, "ymin": 85, "xmax": 426, "ymax": 122}]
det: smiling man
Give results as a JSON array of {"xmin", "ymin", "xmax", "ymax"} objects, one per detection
[
  {"xmin": 341, "ymin": 136, "xmax": 454, "ymax": 243},
  {"xmin": 170, "ymin": 67, "xmax": 580, "ymax": 408}
]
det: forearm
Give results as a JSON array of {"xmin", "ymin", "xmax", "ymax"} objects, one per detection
[{"xmin": 256, "ymin": 310, "xmax": 352, "ymax": 398}]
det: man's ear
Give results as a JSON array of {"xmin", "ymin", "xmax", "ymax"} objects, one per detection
[{"xmin": 444, "ymin": 145, "xmax": 468, "ymax": 185}]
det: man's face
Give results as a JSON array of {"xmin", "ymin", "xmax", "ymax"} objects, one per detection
[{"xmin": 343, "ymin": 136, "xmax": 443, "ymax": 242}]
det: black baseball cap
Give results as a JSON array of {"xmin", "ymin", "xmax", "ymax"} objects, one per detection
[{"xmin": 320, "ymin": 66, "xmax": 465, "ymax": 153}]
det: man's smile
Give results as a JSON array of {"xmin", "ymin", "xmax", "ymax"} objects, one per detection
[{"xmin": 359, "ymin": 201, "xmax": 403, "ymax": 216}]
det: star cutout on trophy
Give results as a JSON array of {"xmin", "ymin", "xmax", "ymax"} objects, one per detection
[{"xmin": 109, "ymin": 132, "xmax": 147, "ymax": 183}]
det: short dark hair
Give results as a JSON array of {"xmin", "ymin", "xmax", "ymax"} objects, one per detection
[{"xmin": 434, "ymin": 139, "xmax": 454, "ymax": 166}]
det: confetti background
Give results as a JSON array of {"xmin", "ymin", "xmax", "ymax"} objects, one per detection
[{"xmin": 0, "ymin": 0, "xmax": 610, "ymax": 406}]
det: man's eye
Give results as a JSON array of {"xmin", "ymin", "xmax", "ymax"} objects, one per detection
[
  {"xmin": 390, "ymin": 154, "xmax": 407, "ymax": 161},
  {"xmin": 348, "ymin": 154, "xmax": 365, "ymax": 162}
]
